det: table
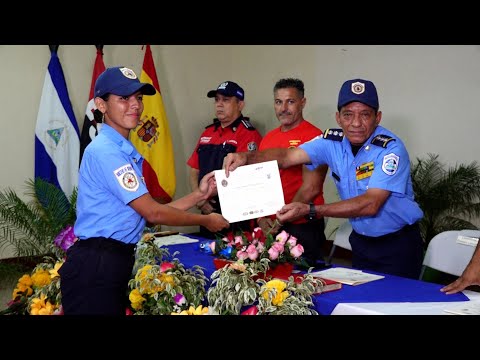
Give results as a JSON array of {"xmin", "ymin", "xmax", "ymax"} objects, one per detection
[{"xmin": 166, "ymin": 235, "xmax": 474, "ymax": 315}]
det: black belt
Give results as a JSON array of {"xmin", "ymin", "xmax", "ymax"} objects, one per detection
[{"xmin": 76, "ymin": 237, "xmax": 136, "ymax": 255}]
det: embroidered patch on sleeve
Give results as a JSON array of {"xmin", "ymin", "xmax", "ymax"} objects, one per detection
[
  {"xmin": 114, "ymin": 164, "xmax": 140, "ymax": 191},
  {"xmin": 247, "ymin": 141, "xmax": 257, "ymax": 151},
  {"xmin": 382, "ymin": 153, "xmax": 399, "ymax": 176}
]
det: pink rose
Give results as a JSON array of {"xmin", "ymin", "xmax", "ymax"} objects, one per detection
[
  {"xmin": 276, "ymin": 230, "xmax": 289, "ymax": 244},
  {"xmin": 234, "ymin": 236, "xmax": 244, "ymax": 246},
  {"xmin": 256, "ymin": 242, "xmax": 265, "ymax": 252},
  {"xmin": 268, "ymin": 247, "xmax": 279, "ymax": 260},
  {"xmin": 160, "ymin": 262, "xmax": 175, "ymax": 272},
  {"xmin": 236, "ymin": 250, "xmax": 249, "ymax": 261},
  {"xmin": 287, "ymin": 236, "xmax": 297, "ymax": 247},
  {"xmin": 272, "ymin": 241, "xmax": 285, "ymax": 254},
  {"xmin": 246, "ymin": 244, "xmax": 259, "ymax": 261},
  {"xmin": 290, "ymin": 244, "xmax": 304, "ymax": 258}
]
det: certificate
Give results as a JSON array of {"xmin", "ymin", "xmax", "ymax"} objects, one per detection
[{"xmin": 214, "ymin": 160, "xmax": 285, "ymax": 223}]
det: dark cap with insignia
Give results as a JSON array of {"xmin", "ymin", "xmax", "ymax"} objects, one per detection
[
  {"xmin": 337, "ymin": 78, "xmax": 379, "ymax": 111},
  {"xmin": 94, "ymin": 66, "xmax": 156, "ymax": 98},
  {"xmin": 207, "ymin": 81, "xmax": 244, "ymax": 100}
]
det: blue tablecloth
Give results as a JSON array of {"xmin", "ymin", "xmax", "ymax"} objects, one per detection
[{"xmin": 167, "ymin": 235, "xmax": 469, "ymax": 315}]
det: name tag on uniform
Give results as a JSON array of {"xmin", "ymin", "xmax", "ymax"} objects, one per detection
[{"xmin": 356, "ymin": 161, "xmax": 374, "ymax": 181}]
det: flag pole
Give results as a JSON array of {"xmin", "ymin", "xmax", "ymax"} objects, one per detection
[{"xmin": 49, "ymin": 45, "xmax": 59, "ymax": 53}]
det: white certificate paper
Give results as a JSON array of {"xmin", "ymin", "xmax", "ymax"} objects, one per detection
[{"xmin": 214, "ymin": 160, "xmax": 285, "ymax": 223}]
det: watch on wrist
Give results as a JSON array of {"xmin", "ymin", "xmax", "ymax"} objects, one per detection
[{"xmin": 305, "ymin": 202, "xmax": 316, "ymax": 221}]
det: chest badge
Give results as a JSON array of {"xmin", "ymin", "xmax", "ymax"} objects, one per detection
[{"xmin": 356, "ymin": 161, "xmax": 374, "ymax": 181}]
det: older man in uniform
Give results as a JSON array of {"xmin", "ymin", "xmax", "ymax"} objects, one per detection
[
  {"xmin": 223, "ymin": 78, "xmax": 424, "ymax": 279},
  {"xmin": 188, "ymin": 81, "xmax": 262, "ymax": 238}
]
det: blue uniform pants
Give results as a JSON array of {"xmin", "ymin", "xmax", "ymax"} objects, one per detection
[
  {"xmin": 349, "ymin": 223, "xmax": 424, "ymax": 279},
  {"xmin": 59, "ymin": 237, "xmax": 136, "ymax": 315}
]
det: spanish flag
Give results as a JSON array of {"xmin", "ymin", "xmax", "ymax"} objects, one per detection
[{"xmin": 130, "ymin": 45, "xmax": 176, "ymax": 203}]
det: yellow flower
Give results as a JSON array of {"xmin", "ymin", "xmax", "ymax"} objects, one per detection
[
  {"xmin": 29, "ymin": 294, "xmax": 56, "ymax": 315},
  {"xmin": 172, "ymin": 305, "xmax": 208, "ymax": 315},
  {"xmin": 12, "ymin": 283, "xmax": 33, "ymax": 300},
  {"xmin": 171, "ymin": 310, "xmax": 189, "ymax": 315},
  {"xmin": 136, "ymin": 265, "xmax": 153, "ymax": 281},
  {"xmin": 129, "ymin": 289, "xmax": 146, "ymax": 310},
  {"xmin": 262, "ymin": 279, "xmax": 290, "ymax": 306},
  {"xmin": 49, "ymin": 261, "xmax": 64, "ymax": 279},
  {"xmin": 18, "ymin": 274, "xmax": 33, "ymax": 287},
  {"xmin": 31, "ymin": 269, "xmax": 51, "ymax": 288},
  {"xmin": 188, "ymin": 305, "xmax": 209, "ymax": 315}
]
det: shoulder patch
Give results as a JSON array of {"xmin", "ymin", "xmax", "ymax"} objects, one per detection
[
  {"xmin": 382, "ymin": 153, "xmax": 400, "ymax": 176},
  {"xmin": 371, "ymin": 134, "xmax": 396, "ymax": 148},
  {"xmin": 323, "ymin": 128, "xmax": 344, "ymax": 141},
  {"xmin": 241, "ymin": 118, "xmax": 256, "ymax": 130},
  {"xmin": 114, "ymin": 164, "xmax": 140, "ymax": 192}
]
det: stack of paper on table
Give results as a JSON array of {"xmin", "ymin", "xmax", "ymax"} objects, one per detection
[
  {"xmin": 153, "ymin": 234, "xmax": 199, "ymax": 247},
  {"xmin": 309, "ymin": 267, "xmax": 385, "ymax": 286}
]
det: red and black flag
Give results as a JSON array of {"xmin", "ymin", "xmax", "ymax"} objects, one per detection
[{"xmin": 79, "ymin": 45, "xmax": 106, "ymax": 164}]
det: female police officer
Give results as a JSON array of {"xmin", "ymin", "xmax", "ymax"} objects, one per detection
[
  {"xmin": 59, "ymin": 66, "xmax": 229, "ymax": 315},
  {"xmin": 223, "ymin": 78, "xmax": 424, "ymax": 279}
]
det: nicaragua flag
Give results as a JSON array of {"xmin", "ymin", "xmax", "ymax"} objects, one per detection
[{"xmin": 34, "ymin": 47, "xmax": 80, "ymax": 199}]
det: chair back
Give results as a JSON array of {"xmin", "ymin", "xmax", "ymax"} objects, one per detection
[
  {"xmin": 326, "ymin": 220, "xmax": 352, "ymax": 265},
  {"xmin": 419, "ymin": 229, "xmax": 480, "ymax": 279}
]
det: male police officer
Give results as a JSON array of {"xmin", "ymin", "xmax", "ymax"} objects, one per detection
[{"xmin": 224, "ymin": 78, "xmax": 424, "ymax": 279}]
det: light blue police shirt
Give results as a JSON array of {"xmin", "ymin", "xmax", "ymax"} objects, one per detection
[
  {"xmin": 300, "ymin": 125, "xmax": 423, "ymax": 237},
  {"xmin": 74, "ymin": 124, "xmax": 149, "ymax": 244}
]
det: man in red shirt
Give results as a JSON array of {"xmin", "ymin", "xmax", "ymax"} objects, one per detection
[
  {"xmin": 187, "ymin": 81, "xmax": 263, "ymax": 238},
  {"xmin": 257, "ymin": 78, "xmax": 328, "ymax": 265}
]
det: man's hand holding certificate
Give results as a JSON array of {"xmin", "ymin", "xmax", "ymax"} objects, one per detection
[{"xmin": 214, "ymin": 160, "xmax": 285, "ymax": 223}]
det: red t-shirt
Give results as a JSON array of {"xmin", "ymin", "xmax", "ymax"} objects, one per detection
[{"xmin": 259, "ymin": 120, "xmax": 324, "ymax": 224}]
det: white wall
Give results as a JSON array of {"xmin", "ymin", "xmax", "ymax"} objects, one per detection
[{"xmin": 1, "ymin": 45, "xmax": 479, "ymax": 258}]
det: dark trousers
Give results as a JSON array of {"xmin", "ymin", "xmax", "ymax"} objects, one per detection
[
  {"xmin": 282, "ymin": 218, "xmax": 326, "ymax": 266},
  {"xmin": 349, "ymin": 223, "xmax": 424, "ymax": 279},
  {"xmin": 59, "ymin": 237, "xmax": 136, "ymax": 315}
]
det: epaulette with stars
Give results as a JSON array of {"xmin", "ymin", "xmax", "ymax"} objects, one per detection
[
  {"xmin": 371, "ymin": 134, "xmax": 396, "ymax": 148},
  {"xmin": 323, "ymin": 128, "xmax": 344, "ymax": 141}
]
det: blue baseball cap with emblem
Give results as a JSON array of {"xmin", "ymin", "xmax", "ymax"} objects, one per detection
[
  {"xmin": 337, "ymin": 78, "xmax": 379, "ymax": 111},
  {"xmin": 94, "ymin": 66, "xmax": 156, "ymax": 98},
  {"xmin": 207, "ymin": 81, "xmax": 245, "ymax": 100}
]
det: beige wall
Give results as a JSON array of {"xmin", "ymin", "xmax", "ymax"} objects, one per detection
[{"xmin": 1, "ymin": 45, "xmax": 479, "ymax": 258}]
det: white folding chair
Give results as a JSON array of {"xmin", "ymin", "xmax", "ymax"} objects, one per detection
[
  {"xmin": 326, "ymin": 220, "xmax": 352, "ymax": 265},
  {"xmin": 419, "ymin": 229, "xmax": 480, "ymax": 280}
]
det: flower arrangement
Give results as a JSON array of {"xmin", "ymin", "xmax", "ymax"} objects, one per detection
[
  {"xmin": 207, "ymin": 257, "xmax": 324, "ymax": 315},
  {"xmin": 0, "ymin": 224, "xmax": 76, "ymax": 315},
  {"xmin": 1, "ymin": 256, "xmax": 64, "ymax": 315},
  {"xmin": 128, "ymin": 233, "xmax": 210, "ymax": 315},
  {"xmin": 206, "ymin": 227, "xmax": 308, "ymax": 271}
]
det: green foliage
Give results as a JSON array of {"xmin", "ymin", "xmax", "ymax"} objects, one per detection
[
  {"xmin": 411, "ymin": 154, "xmax": 480, "ymax": 247},
  {"xmin": 0, "ymin": 178, "xmax": 77, "ymax": 258},
  {"xmin": 128, "ymin": 234, "xmax": 209, "ymax": 315},
  {"xmin": 207, "ymin": 258, "xmax": 322, "ymax": 315}
]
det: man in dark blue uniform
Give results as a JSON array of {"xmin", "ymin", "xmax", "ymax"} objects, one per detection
[{"xmin": 224, "ymin": 78, "xmax": 424, "ymax": 279}]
